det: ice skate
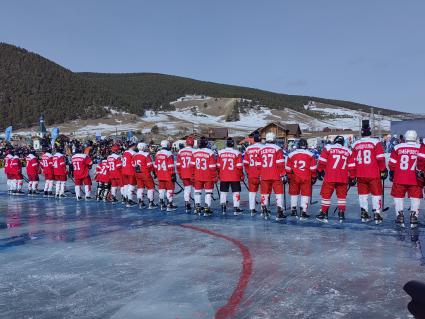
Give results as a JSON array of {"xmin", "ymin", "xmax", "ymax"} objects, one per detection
[
  {"xmin": 43, "ymin": 191, "xmax": 48, "ymax": 198},
  {"xmin": 48, "ymin": 191, "xmax": 54, "ymax": 198},
  {"xmin": 395, "ymin": 211, "xmax": 405, "ymax": 228},
  {"xmin": 290, "ymin": 206, "xmax": 298, "ymax": 218},
  {"xmin": 221, "ymin": 204, "xmax": 227, "ymax": 216},
  {"xmin": 126, "ymin": 199, "xmax": 137, "ymax": 207},
  {"xmin": 233, "ymin": 207, "xmax": 243, "ymax": 216},
  {"xmin": 361, "ymin": 208, "xmax": 372, "ymax": 223},
  {"xmin": 250, "ymin": 209, "xmax": 257, "ymax": 217},
  {"xmin": 194, "ymin": 204, "xmax": 202, "ymax": 215},
  {"xmin": 373, "ymin": 210, "xmax": 383, "ymax": 225},
  {"xmin": 85, "ymin": 196, "xmax": 92, "ymax": 201},
  {"xmin": 300, "ymin": 208, "xmax": 310, "ymax": 221},
  {"xmin": 316, "ymin": 210, "xmax": 329, "ymax": 223},
  {"xmin": 147, "ymin": 201, "xmax": 158, "ymax": 210},
  {"xmin": 111, "ymin": 196, "xmax": 119, "ymax": 204},
  {"xmin": 338, "ymin": 210, "xmax": 345, "ymax": 223},
  {"xmin": 203, "ymin": 207, "xmax": 213, "ymax": 216},
  {"xmin": 138, "ymin": 199, "xmax": 146, "ymax": 209},
  {"xmin": 159, "ymin": 200, "xmax": 166, "ymax": 211},
  {"xmin": 275, "ymin": 207, "xmax": 286, "ymax": 221},
  {"xmin": 410, "ymin": 211, "xmax": 418, "ymax": 229},
  {"xmin": 28, "ymin": 190, "xmax": 33, "ymax": 196},
  {"xmin": 184, "ymin": 201, "xmax": 191, "ymax": 213},
  {"xmin": 166, "ymin": 202, "xmax": 177, "ymax": 212},
  {"xmin": 76, "ymin": 196, "xmax": 83, "ymax": 201}
]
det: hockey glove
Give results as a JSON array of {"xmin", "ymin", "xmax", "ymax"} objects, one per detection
[
  {"xmin": 416, "ymin": 170, "xmax": 425, "ymax": 183},
  {"xmin": 389, "ymin": 170, "xmax": 394, "ymax": 182},
  {"xmin": 281, "ymin": 175, "xmax": 288, "ymax": 184},
  {"xmin": 135, "ymin": 165, "xmax": 141, "ymax": 174},
  {"xmin": 171, "ymin": 174, "xmax": 177, "ymax": 183},
  {"xmin": 348, "ymin": 177, "xmax": 357, "ymax": 187},
  {"xmin": 152, "ymin": 171, "xmax": 157, "ymax": 179},
  {"xmin": 380, "ymin": 168, "xmax": 388, "ymax": 180},
  {"xmin": 317, "ymin": 170, "xmax": 325, "ymax": 181},
  {"xmin": 311, "ymin": 176, "xmax": 317, "ymax": 185}
]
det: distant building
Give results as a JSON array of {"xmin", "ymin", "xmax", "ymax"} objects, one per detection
[
  {"xmin": 391, "ymin": 119, "xmax": 425, "ymax": 138},
  {"xmin": 201, "ymin": 127, "xmax": 229, "ymax": 140},
  {"xmin": 252, "ymin": 122, "xmax": 302, "ymax": 142}
]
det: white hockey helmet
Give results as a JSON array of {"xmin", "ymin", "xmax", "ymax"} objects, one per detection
[
  {"xmin": 265, "ymin": 132, "xmax": 276, "ymax": 142},
  {"xmin": 137, "ymin": 142, "xmax": 147, "ymax": 151},
  {"xmin": 405, "ymin": 130, "xmax": 417, "ymax": 142},
  {"xmin": 160, "ymin": 140, "xmax": 170, "ymax": 148}
]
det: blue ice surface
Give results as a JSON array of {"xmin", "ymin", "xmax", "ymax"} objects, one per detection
[{"xmin": 0, "ymin": 171, "xmax": 424, "ymax": 319}]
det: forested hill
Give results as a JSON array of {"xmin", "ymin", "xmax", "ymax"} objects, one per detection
[
  {"xmin": 80, "ymin": 72, "xmax": 401, "ymax": 117},
  {"xmin": 0, "ymin": 42, "xmax": 403, "ymax": 129}
]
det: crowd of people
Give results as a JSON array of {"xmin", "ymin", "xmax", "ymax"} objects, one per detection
[{"xmin": 2, "ymin": 123, "xmax": 425, "ymax": 228}]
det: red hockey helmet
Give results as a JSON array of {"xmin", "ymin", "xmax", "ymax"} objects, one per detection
[{"xmin": 186, "ymin": 136, "xmax": 194, "ymax": 147}]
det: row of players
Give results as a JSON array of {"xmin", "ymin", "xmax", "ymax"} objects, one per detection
[{"xmin": 3, "ymin": 127, "xmax": 425, "ymax": 227}]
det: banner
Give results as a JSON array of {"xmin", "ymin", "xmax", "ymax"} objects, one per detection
[
  {"xmin": 5, "ymin": 126, "xmax": 12, "ymax": 142},
  {"xmin": 95, "ymin": 132, "xmax": 102, "ymax": 141},
  {"xmin": 127, "ymin": 131, "xmax": 133, "ymax": 141}
]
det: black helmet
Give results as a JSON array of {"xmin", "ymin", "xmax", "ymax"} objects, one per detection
[
  {"xmin": 253, "ymin": 130, "xmax": 261, "ymax": 143},
  {"xmin": 361, "ymin": 122, "xmax": 372, "ymax": 137},
  {"xmin": 226, "ymin": 138, "xmax": 234, "ymax": 148},
  {"xmin": 333, "ymin": 135, "xmax": 345, "ymax": 146},
  {"xmin": 298, "ymin": 138, "xmax": 308, "ymax": 149},
  {"xmin": 199, "ymin": 136, "xmax": 208, "ymax": 149}
]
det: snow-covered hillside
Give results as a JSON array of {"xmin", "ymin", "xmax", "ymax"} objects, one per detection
[{"xmin": 12, "ymin": 98, "xmax": 409, "ymax": 138}]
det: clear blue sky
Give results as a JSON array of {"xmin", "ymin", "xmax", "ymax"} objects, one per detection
[{"xmin": 1, "ymin": 0, "xmax": 424, "ymax": 113}]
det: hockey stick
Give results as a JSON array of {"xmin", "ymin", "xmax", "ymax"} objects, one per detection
[
  {"xmin": 213, "ymin": 183, "xmax": 219, "ymax": 201},
  {"xmin": 382, "ymin": 179, "xmax": 389, "ymax": 212},
  {"xmin": 283, "ymin": 182, "xmax": 287, "ymax": 211},
  {"xmin": 174, "ymin": 180, "xmax": 184, "ymax": 195},
  {"xmin": 309, "ymin": 182, "xmax": 318, "ymax": 205}
]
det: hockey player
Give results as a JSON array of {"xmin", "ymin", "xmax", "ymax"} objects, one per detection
[
  {"xmin": 176, "ymin": 136, "xmax": 195, "ymax": 212},
  {"xmin": 243, "ymin": 131, "xmax": 263, "ymax": 216},
  {"xmin": 285, "ymin": 138, "xmax": 317, "ymax": 220},
  {"xmin": 9, "ymin": 149, "xmax": 24, "ymax": 195},
  {"xmin": 258, "ymin": 132, "xmax": 287, "ymax": 220},
  {"xmin": 107, "ymin": 145, "xmax": 123, "ymax": 203},
  {"xmin": 133, "ymin": 142, "xmax": 157, "ymax": 209},
  {"xmin": 53, "ymin": 148, "xmax": 68, "ymax": 198},
  {"xmin": 41, "ymin": 148, "xmax": 54, "ymax": 197},
  {"xmin": 389, "ymin": 130, "xmax": 422, "ymax": 228},
  {"xmin": 121, "ymin": 143, "xmax": 138, "ymax": 207},
  {"xmin": 4, "ymin": 149, "xmax": 14, "ymax": 194},
  {"xmin": 217, "ymin": 138, "xmax": 244, "ymax": 215},
  {"xmin": 71, "ymin": 147, "xmax": 93, "ymax": 200},
  {"xmin": 192, "ymin": 136, "xmax": 217, "ymax": 216},
  {"xmin": 94, "ymin": 158, "xmax": 110, "ymax": 201},
  {"xmin": 154, "ymin": 140, "xmax": 177, "ymax": 211},
  {"xmin": 25, "ymin": 150, "xmax": 40, "ymax": 196},
  {"xmin": 316, "ymin": 135, "xmax": 356, "ymax": 223},
  {"xmin": 351, "ymin": 123, "xmax": 388, "ymax": 223}
]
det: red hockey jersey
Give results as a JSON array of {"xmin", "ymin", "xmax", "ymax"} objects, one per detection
[
  {"xmin": 41, "ymin": 153, "xmax": 54, "ymax": 175},
  {"xmin": 71, "ymin": 153, "xmax": 92, "ymax": 179},
  {"xmin": 121, "ymin": 150, "xmax": 136, "ymax": 176},
  {"xmin": 318, "ymin": 144, "xmax": 355, "ymax": 183},
  {"xmin": 285, "ymin": 149, "xmax": 317, "ymax": 179},
  {"xmin": 191, "ymin": 148, "xmax": 217, "ymax": 182},
  {"xmin": 258, "ymin": 143, "xmax": 285, "ymax": 181},
  {"xmin": 176, "ymin": 147, "xmax": 195, "ymax": 179},
  {"xmin": 95, "ymin": 160, "xmax": 110, "ymax": 183},
  {"xmin": 389, "ymin": 142, "xmax": 421, "ymax": 185},
  {"xmin": 9, "ymin": 156, "xmax": 22, "ymax": 175},
  {"xmin": 154, "ymin": 150, "xmax": 175, "ymax": 181},
  {"xmin": 107, "ymin": 154, "xmax": 122, "ymax": 179},
  {"xmin": 53, "ymin": 153, "xmax": 67, "ymax": 176},
  {"xmin": 4, "ymin": 154, "xmax": 13, "ymax": 175},
  {"xmin": 351, "ymin": 137, "xmax": 386, "ymax": 178},
  {"xmin": 217, "ymin": 148, "xmax": 243, "ymax": 182},
  {"xmin": 25, "ymin": 154, "xmax": 40, "ymax": 176},
  {"xmin": 133, "ymin": 151, "xmax": 154, "ymax": 178},
  {"xmin": 243, "ymin": 143, "xmax": 262, "ymax": 179}
]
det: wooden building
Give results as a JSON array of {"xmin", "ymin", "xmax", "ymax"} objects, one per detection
[{"xmin": 252, "ymin": 122, "xmax": 302, "ymax": 142}]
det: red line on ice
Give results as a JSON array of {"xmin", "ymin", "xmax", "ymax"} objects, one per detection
[{"xmin": 180, "ymin": 224, "xmax": 252, "ymax": 319}]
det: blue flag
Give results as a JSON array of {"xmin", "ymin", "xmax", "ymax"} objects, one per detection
[
  {"xmin": 96, "ymin": 132, "xmax": 102, "ymax": 141},
  {"xmin": 51, "ymin": 127, "xmax": 59, "ymax": 146},
  {"xmin": 127, "ymin": 131, "xmax": 133, "ymax": 141},
  {"xmin": 5, "ymin": 126, "xmax": 12, "ymax": 142}
]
